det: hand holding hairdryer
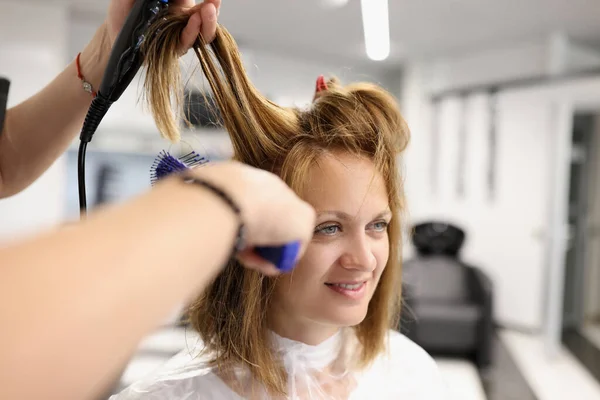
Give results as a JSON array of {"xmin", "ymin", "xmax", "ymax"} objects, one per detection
[
  {"xmin": 78, "ymin": 0, "xmax": 221, "ymax": 213},
  {"xmin": 105, "ymin": 0, "xmax": 221, "ymax": 57}
]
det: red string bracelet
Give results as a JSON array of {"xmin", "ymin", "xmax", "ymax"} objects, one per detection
[{"xmin": 76, "ymin": 52, "xmax": 97, "ymax": 98}]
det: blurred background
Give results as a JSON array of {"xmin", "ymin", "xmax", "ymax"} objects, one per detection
[{"xmin": 2, "ymin": 0, "xmax": 600, "ymax": 399}]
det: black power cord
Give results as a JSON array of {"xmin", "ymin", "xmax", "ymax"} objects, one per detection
[
  {"xmin": 77, "ymin": 141, "xmax": 88, "ymax": 214},
  {"xmin": 78, "ymin": 96, "xmax": 111, "ymax": 215}
]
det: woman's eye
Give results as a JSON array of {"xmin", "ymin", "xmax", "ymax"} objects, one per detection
[
  {"xmin": 315, "ymin": 225, "xmax": 340, "ymax": 235},
  {"xmin": 372, "ymin": 221, "xmax": 389, "ymax": 232}
]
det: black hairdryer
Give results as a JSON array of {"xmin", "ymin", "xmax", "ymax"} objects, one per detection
[
  {"xmin": 78, "ymin": 0, "xmax": 171, "ymax": 214},
  {"xmin": 0, "ymin": 77, "xmax": 9, "ymax": 136}
]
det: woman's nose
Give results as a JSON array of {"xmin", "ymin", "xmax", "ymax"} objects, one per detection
[{"xmin": 339, "ymin": 233, "xmax": 376, "ymax": 271}]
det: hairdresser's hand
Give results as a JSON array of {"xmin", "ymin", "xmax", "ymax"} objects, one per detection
[
  {"xmin": 191, "ymin": 161, "xmax": 316, "ymax": 276},
  {"xmin": 106, "ymin": 0, "xmax": 221, "ymax": 54}
]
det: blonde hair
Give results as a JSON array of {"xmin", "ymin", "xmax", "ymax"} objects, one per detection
[{"xmin": 142, "ymin": 11, "xmax": 410, "ymax": 396}]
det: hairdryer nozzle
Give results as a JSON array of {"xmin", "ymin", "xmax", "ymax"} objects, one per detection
[
  {"xmin": 98, "ymin": 0, "xmax": 170, "ymax": 103},
  {"xmin": 79, "ymin": 0, "xmax": 170, "ymax": 144}
]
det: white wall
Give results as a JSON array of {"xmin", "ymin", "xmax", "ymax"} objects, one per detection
[
  {"xmin": 400, "ymin": 34, "xmax": 600, "ymax": 333},
  {"xmin": 0, "ymin": 3, "xmax": 69, "ymax": 245},
  {"xmin": 428, "ymin": 40, "xmax": 549, "ymax": 93},
  {"xmin": 242, "ymin": 51, "xmax": 390, "ymax": 108}
]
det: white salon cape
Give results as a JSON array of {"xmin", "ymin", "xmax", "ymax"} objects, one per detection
[{"xmin": 111, "ymin": 329, "xmax": 447, "ymax": 399}]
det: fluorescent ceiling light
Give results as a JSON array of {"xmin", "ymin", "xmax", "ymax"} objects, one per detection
[
  {"xmin": 360, "ymin": 0, "xmax": 390, "ymax": 61},
  {"xmin": 321, "ymin": 0, "xmax": 349, "ymax": 8}
]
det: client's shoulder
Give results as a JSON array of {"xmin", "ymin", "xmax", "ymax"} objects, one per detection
[
  {"xmin": 355, "ymin": 330, "xmax": 449, "ymax": 398},
  {"xmin": 384, "ymin": 329, "xmax": 441, "ymax": 376},
  {"xmin": 386, "ymin": 329, "xmax": 430, "ymax": 355},
  {"xmin": 109, "ymin": 347, "xmax": 239, "ymax": 400},
  {"xmin": 110, "ymin": 372, "xmax": 232, "ymax": 400}
]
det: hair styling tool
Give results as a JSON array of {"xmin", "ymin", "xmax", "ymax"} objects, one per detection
[
  {"xmin": 150, "ymin": 150, "xmax": 301, "ymax": 272},
  {"xmin": 78, "ymin": 0, "xmax": 170, "ymax": 216},
  {"xmin": 0, "ymin": 78, "xmax": 10, "ymax": 136}
]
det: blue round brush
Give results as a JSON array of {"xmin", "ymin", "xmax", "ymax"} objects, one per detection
[
  {"xmin": 150, "ymin": 150, "xmax": 300, "ymax": 272},
  {"xmin": 150, "ymin": 150, "xmax": 209, "ymax": 186}
]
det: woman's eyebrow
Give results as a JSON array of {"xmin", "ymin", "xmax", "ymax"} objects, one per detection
[
  {"xmin": 374, "ymin": 210, "xmax": 392, "ymax": 220},
  {"xmin": 316, "ymin": 209, "xmax": 392, "ymax": 220},
  {"xmin": 317, "ymin": 210, "xmax": 353, "ymax": 220}
]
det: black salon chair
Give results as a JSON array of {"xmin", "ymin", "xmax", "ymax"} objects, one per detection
[{"xmin": 400, "ymin": 222, "xmax": 494, "ymax": 368}]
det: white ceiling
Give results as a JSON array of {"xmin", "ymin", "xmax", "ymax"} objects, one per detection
[{"xmin": 12, "ymin": 0, "xmax": 600, "ymax": 65}]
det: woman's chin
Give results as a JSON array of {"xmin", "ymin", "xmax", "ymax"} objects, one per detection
[{"xmin": 320, "ymin": 307, "xmax": 368, "ymax": 328}]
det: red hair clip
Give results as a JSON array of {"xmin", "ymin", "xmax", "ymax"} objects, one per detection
[{"xmin": 316, "ymin": 75, "xmax": 328, "ymax": 93}]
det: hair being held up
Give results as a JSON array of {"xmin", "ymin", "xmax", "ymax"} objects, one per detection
[
  {"xmin": 143, "ymin": 12, "xmax": 299, "ymax": 167},
  {"xmin": 142, "ymin": 8, "xmax": 411, "ymax": 397}
]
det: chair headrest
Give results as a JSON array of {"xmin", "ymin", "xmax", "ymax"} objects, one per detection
[{"xmin": 411, "ymin": 222, "xmax": 466, "ymax": 257}]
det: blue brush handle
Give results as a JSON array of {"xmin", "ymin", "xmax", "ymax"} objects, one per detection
[{"xmin": 255, "ymin": 241, "xmax": 301, "ymax": 272}]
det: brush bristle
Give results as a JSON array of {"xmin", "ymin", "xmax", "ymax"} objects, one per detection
[{"xmin": 150, "ymin": 150, "xmax": 209, "ymax": 186}]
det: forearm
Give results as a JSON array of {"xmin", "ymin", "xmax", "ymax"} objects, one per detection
[
  {"xmin": 0, "ymin": 24, "xmax": 111, "ymax": 198},
  {"xmin": 0, "ymin": 177, "xmax": 238, "ymax": 400}
]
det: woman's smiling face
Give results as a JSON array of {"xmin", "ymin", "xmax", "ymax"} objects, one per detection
[{"xmin": 269, "ymin": 151, "xmax": 391, "ymax": 342}]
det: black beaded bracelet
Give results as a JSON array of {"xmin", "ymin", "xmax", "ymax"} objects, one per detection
[{"xmin": 180, "ymin": 174, "xmax": 247, "ymax": 256}]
